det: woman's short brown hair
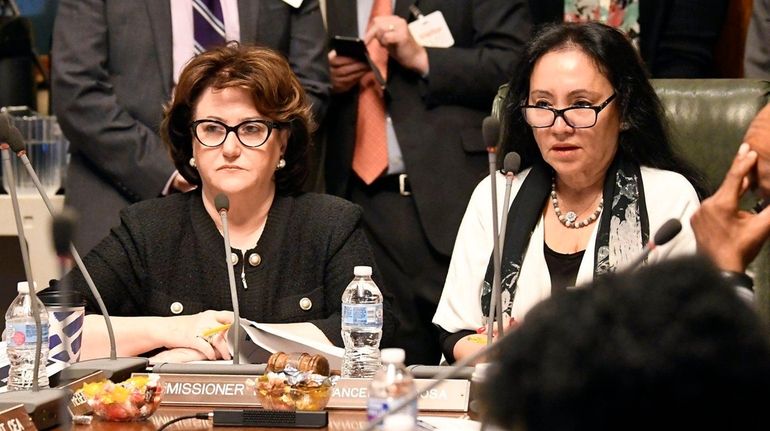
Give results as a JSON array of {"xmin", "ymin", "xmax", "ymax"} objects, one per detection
[{"xmin": 161, "ymin": 43, "xmax": 315, "ymax": 195}]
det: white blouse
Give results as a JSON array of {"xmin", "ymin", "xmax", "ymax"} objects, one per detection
[{"xmin": 432, "ymin": 166, "xmax": 701, "ymax": 333}]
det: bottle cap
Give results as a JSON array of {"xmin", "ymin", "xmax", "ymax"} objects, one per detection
[
  {"xmin": 354, "ymin": 266, "xmax": 372, "ymax": 277},
  {"xmin": 17, "ymin": 281, "xmax": 38, "ymax": 294},
  {"xmin": 472, "ymin": 362, "xmax": 493, "ymax": 382},
  {"xmin": 381, "ymin": 348, "xmax": 406, "ymax": 364}
]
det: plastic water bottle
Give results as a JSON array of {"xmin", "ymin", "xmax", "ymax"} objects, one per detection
[
  {"xmin": 367, "ymin": 348, "xmax": 418, "ymax": 430},
  {"xmin": 4, "ymin": 282, "xmax": 50, "ymax": 390},
  {"xmin": 341, "ymin": 265, "xmax": 383, "ymax": 378}
]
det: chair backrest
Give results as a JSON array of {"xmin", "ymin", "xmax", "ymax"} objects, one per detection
[{"xmin": 492, "ymin": 79, "xmax": 770, "ymax": 323}]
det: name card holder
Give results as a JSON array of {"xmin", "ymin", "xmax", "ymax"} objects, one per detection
[
  {"xmin": 0, "ymin": 404, "xmax": 37, "ymax": 431},
  {"xmin": 60, "ymin": 371, "xmax": 106, "ymax": 416},
  {"xmin": 138, "ymin": 373, "xmax": 470, "ymax": 412}
]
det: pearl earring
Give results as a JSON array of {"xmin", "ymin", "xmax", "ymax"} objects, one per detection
[
  {"xmin": 276, "ymin": 158, "xmax": 286, "ymax": 170},
  {"xmin": 189, "ymin": 157, "xmax": 196, "ymax": 168}
]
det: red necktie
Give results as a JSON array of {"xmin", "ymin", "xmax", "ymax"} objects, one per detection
[{"xmin": 352, "ymin": 0, "xmax": 391, "ymax": 184}]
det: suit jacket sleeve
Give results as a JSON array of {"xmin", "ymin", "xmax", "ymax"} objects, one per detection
[
  {"xmin": 744, "ymin": 0, "xmax": 770, "ymax": 80},
  {"xmin": 51, "ymin": 0, "xmax": 175, "ymax": 202},
  {"xmin": 310, "ymin": 204, "xmax": 396, "ymax": 347},
  {"xmin": 288, "ymin": 0, "xmax": 331, "ymax": 121},
  {"xmin": 422, "ymin": 0, "xmax": 532, "ymax": 110}
]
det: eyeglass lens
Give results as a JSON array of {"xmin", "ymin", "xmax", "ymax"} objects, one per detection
[{"xmin": 194, "ymin": 120, "xmax": 271, "ymax": 147}]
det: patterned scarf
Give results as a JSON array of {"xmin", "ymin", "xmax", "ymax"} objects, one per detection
[{"xmin": 481, "ymin": 155, "xmax": 649, "ymax": 323}]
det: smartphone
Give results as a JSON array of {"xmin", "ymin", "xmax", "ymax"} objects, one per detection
[{"xmin": 331, "ymin": 35, "xmax": 369, "ymax": 63}]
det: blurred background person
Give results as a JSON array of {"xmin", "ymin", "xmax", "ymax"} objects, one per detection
[
  {"xmin": 481, "ymin": 256, "xmax": 770, "ymax": 431},
  {"xmin": 691, "ymin": 104, "xmax": 770, "ymax": 294},
  {"xmin": 323, "ymin": 0, "xmax": 532, "ymax": 365},
  {"xmin": 51, "ymin": 0, "xmax": 330, "ymax": 253},
  {"xmin": 528, "ymin": 0, "xmax": 728, "ymax": 78},
  {"xmin": 434, "ymin": 22, "xmax": 707, "ymax": 364},
  {"xmin": 65, "ymin": 45, "xmax": 391, "ymax": 363},
  {"xmin": 744, "ymin": 0, "xmax": 770, "ymax": 79}
]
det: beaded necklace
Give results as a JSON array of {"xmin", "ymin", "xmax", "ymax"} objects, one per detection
[{"xmin": 550, "ymin": 177, "xmax": 603, "ymax": 229}]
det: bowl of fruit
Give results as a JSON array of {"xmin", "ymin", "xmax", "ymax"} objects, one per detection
[{"xmin": 77, "ymin": 375, "xmax": 163, "ymax": 421}]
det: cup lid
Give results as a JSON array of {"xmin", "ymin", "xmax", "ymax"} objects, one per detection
[{"xmin": 37, "ymin": 281, "xmax": 86, "ymax": 307}]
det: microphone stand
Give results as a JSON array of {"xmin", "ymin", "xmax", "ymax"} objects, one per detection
[
  {"xmin": 14, "ymin": 149, "xmax": 148, "ymax": 382},
  {"xmin": 486, "ymin": 148, "xmax": 503, "ymax": 344},
  {"xmin": 1, "ymin": 145, "xmax": 41, "ymax": 390},
  {"xmin": 0, "ymin": 145, "xmax": 71, "ymax": 429},
  {"xmin": 218, "ymin": 205, "xmax": 241, "ymax": 365}
]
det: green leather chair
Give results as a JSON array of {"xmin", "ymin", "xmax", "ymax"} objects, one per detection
[{"xmin": 493, "ymin": 79, "xmax": 770, "ymax": 323}]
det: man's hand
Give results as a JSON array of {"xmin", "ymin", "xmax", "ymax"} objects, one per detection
[
  {"xmin": 691, "ymin": 143, "xmax": 770, "ymax": 272},
  {"xmin": 365, "ymin": 16, "xmax": 429, "ymax": 76},
  {"xmin": 743, "ymin": 104, "xmax": 770, "ymax": 198},
  {"xmin": 329, "ymin": 50, "xmax": 370, "ymax": 94}
]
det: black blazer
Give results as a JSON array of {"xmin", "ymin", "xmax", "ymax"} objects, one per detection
[
  {"xmin": 66, "ymin": 191, "xmax": 395, "ymax": 347},
  {"xmin": 324, "ymin": 0, "xmax": 533, "ymax": 257},
  {"xmin": 52, "ymin": 0, "xmax": 330, "ymax": 253},
  {"xmin": 528, "ymin": 0, "xmax": 728, "ymax": 78}
]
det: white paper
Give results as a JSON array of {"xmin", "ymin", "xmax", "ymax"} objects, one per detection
[{"xmin": 281, "ymin": 0, "xmax": 303, "ymax": 8}]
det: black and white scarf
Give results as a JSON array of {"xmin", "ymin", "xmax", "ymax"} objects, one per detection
[{"xmin": 481, "ymin": 155, "xmax": 649, "ymax": 323}]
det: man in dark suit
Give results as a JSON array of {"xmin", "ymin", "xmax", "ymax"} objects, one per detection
[
  {"xmin": 324, "ymin": 0, "xmax": 532, "ymax": 364},
  {"xmin": 52, "ymin": 0, "xmax": 330, "ymax": 253},
  {"xmin": 528, "ymin": 0, "xmax": 728, "ymax": 78}
]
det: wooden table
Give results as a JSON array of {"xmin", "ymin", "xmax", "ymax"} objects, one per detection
[{"xmin": 68, "ymin": 408, "xmax": 462, "ymax": 430}]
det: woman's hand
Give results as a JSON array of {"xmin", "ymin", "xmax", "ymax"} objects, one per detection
[
  {"xmin": 149, "ymin": 347, "xmax": 209, "ymax": 364},
  {"xmin": 161, "ymin": 310, "xmax": 234, "ymax": 361},
  {"xmin": 453, "ymin": 320, "xmax": 519, "ymax": 364}
]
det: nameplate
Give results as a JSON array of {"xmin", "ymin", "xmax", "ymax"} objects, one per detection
[
  {"xmin": 331, "ymin": 378, "xmax": 469, "ymax": 411},
  {"xmin": 0, "ymin": 404, "xmax": 37, "ymax": 431},
  {"xmin": 138, "ymin": 373, "xmax": 469, "ymax": 411},
  {"xmin": 62, "ymin": 371, "xmax": 106, "ymax": 416}
]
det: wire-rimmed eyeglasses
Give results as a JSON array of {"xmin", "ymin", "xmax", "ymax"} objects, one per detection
[
  {"xmin": 521, "ymin": 93, "xmax": 617, "ymax": 129},
  {"xmin": 190, "ymin": 119, "xmax": 289, "ymax": 148}
]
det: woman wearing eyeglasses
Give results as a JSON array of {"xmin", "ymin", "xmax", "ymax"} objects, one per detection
[
  {"xmin": 67, "ymin": 44, "xmax": 394, "ymax": 363},
  {"xmin": 433, "ymin": 22, "xmax": 707, "ymax": 364}
]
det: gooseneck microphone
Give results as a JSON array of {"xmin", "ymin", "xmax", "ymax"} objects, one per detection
[
  {"xmin": 0, "ymin": 115, "xmax": 72, "ymax": 428},
  {"xmin": 1, "ymin": 118, "xmax": 42, "ymax": 390},
  {"xmin": 3, "ymin": 119, "xmax": 148, "ymax": 382},
  {"xmin": 216, "ymin": 193, "xmax": 241, "ymax": 364},
  {"xmin": 492, "ymin": 152, "xmax": 521, "ymax": 338},
  {"xmin": 622, "ymin": 218, "xmax": 683, "ymax": 272},
  {"xmin": 482, "ymin": 116, "xmax": 504, "ymax": 343}
]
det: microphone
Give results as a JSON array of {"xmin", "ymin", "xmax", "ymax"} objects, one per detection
[
  {"xmin": 0, "ymin": 116, "xmax": 72, "ymax": 429},
  {"xmin": 621, "ymin": 218, "xmax": 682, "ymax": 272},
  {"xmin": 154, "ymin": 194, "xmax": 264, "ymax": 374},
  {"xmin": 216, "ymin": 193, "xmax": 241, "ymax": 365},
  {"xmin": 493, "ymin": 152, "xmax": 521, "ymax": 337},
  {"xmin": 52, "ymin": 207, "xmax": 78, "ymax": 275},
  {"xmin": 3, "ymin": 121, "xmax": 149, "ymax": 383},
  {"xmin": 482, "ymin": 116, "xmax": 504, "ymax": 343}
]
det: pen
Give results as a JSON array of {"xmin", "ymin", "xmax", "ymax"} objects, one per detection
[{"xmin": 201, "ymin": 323, "xmax": 232, "ymax": 338}]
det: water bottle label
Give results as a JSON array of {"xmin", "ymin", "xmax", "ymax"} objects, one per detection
[
  {"xmin": 342, "ymin": 303, "xmax": 383, "ymax": 327},
  {"xmin": 367, "ymin": 398, "xmax": 418, "ymax": 423},
  {"xmin": 7, "ymin": 322, "xmax": 49, "ymax": 348},
  {"xmin": 367, "ymin": 397, "xmax": 389, "ymax": 421}
]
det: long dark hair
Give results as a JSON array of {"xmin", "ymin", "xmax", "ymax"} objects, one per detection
[{"xmin": 501, "ymin": 22, "xmax": 709, "ymax": 199}]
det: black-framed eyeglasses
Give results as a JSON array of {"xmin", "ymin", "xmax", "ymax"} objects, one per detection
[
  {"xmin": 521, "ymin": 93, "xmax": 617, "ymax": 129},
  {"xmin": 190, "ymin": 119, "xmax": 289, "ymax": 148}
]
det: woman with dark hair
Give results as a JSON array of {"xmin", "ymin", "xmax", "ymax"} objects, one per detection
[
  {"xmin": 433, "ymin": 22, "xmax": 703, "ymax": 363},
  {"xmin": 68, "ymin": 44, "xmax": 393, "ymax": 363}
]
